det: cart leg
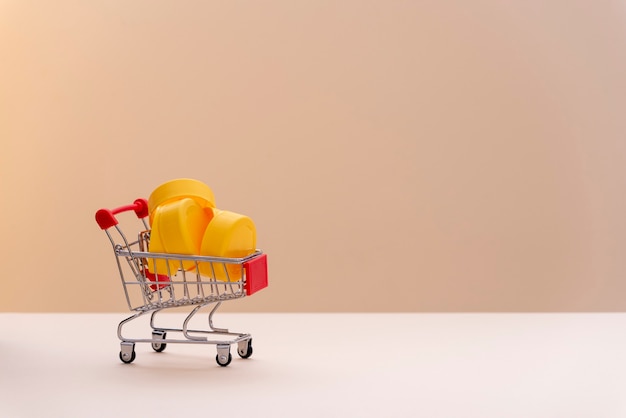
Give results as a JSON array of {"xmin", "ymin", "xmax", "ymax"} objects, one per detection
[
  {"xmin": 120, "ymin": 342, "xmax": 136, "ymax": 364},
  {"xmin": 208, "ymin": 302, "xmax": 228, "ymax": 333},
  {"xmin": 216, "ymin": 344, "xmax": 232, "ymax": 367}
]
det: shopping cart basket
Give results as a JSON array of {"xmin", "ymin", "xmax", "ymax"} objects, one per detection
[{"xmin": 95, "ymin": 198, "xmax": 268, "ymax": 366}]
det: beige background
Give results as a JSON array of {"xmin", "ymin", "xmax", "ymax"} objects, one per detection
[{"xmin": 1, "ymin": 0, "xmax": 625, "ymax": 312}]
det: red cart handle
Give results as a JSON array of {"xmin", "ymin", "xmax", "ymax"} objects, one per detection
[{"xmin": 95, "ymin": 198, "xmax": 149, "ymax": 230}]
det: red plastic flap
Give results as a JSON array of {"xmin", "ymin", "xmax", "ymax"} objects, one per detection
[
  {"xmin": 130, "ymin": 198, "xmax": 149, "ymax": 219},
  {"xmin": 95, "ymin": 208, "xmax": 118, "ymax": 230},
  {"xmin": 144, "ymin": 269, "xmax": 170, "ymax": 290},
  {"xmin": 244, "ymin": 254, "xmax": 268, "ymax": 296}
]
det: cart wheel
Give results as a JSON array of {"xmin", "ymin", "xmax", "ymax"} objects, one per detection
[
  {"xmin": 119, "ymin": 350, "xmax": 136, "ymax": 364},
  {"xmin": 152, "ymin": 341, "xmax": 167, "ymax": 352},
  {"xmin": 151, "ymin": 331, "xmax": 167, "ymax": 352},
  {"xmin": 216, "ymin": 353, "xmax": 232, "ymax": 367},
  {"xmin": 237, "ymin": 339, "xmax": 253, "ymax": 359}
]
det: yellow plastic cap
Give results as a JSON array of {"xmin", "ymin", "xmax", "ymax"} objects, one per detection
[
  {"xmin": 199, "ymin": 210, "xmax": 256, "ymax": 281},
  {"xmin": 148, "ymin": 178, "xmax": 216, "ymax": 224},
  {"xmin": 147, "ymin": 207, "xmax": 175, "ymax": 276},
  {"xmin": 148, "ymin": 198, "xmax": 213, "ymax": 273}
]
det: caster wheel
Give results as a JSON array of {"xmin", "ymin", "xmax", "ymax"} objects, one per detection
[
  {"xmin": 237, "ymin": 339, "xmax": 253, "ymax": 359},
  {"xmin": 152, "ymin": 342, "xmax": 167, "ymax": 352},
  {"xmin": 152, "ymin": 331, "xmax": 167, "ymax": 352},
  {"xmin": 216, "ymin": 353, "xmax": 232, "ymax": 367},
  {"xmin": 119, "ymin": 350, "xmax": 136, "ymax": 364}
]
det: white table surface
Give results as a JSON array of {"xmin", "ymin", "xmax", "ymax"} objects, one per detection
[{"xmin": 1, "ymin": 312, "xmax": 626, "ymax": 418}]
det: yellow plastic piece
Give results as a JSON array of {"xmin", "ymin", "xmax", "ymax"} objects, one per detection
[
  {"xmin": 147, "ymin": 208, "xmax": 175, "ymax": 276},
  {"xmin": 199, "ymin": 210, "xmax": 256, "ymax": 281},
  {"xmin": 148, "ymin": 198, "xmax": 213, "ymax": 273},
  {"xmin": 148, "ymin": 178, "xmax": 216, "ymax": 224}
]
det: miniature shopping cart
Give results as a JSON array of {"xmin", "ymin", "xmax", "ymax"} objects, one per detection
[{"xmin": 95, "ymin": 198, "xmax": 268, "ymax": 367}]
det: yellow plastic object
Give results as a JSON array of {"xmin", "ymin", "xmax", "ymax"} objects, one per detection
[
  {"xmin": 148, "ymin": 198, "xmax": 213, "ymax": 273},
  {"xmin": 147, "ymin": 208, "xmax": 174, "ymax": 276},
  {"xmin": 199, "ymin": 210, "xmax": 256, "ymax": 281},
  {"xmin": 148, "ymin": 178, "xmax": 216, "ymax": 224}
]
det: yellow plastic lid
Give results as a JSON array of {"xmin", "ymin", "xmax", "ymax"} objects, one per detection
[
  {"xmin": 148, "ymin": 178, "xmax": 216, "ymax": 224},
  {"xmin": 147, "ymin": 208, "xmax": 176, "ymax": 276},
  {"xmin": 149, "ymin": 198, "xmax": 213, "ymax": 272},
  {"xmin": 199, "ymin": 210, "xmax": 256, "ymax": 281}
]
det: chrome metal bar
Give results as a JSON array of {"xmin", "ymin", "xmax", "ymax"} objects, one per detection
[
  {"xmin": 116, "ymin": 249, "xmax": 263, "ymax": 263},
  {"xmin": 208, "ymin": 302, "xmax": 228, "ymax": 333},
  {"xmin": 117, "ymin": 310, "xmax": 150, "ymax": 342},
  {"xmin": 119, "ymin": 335, "xmax": 249, "ymax": 345},
  {"xmin": 182, "ymin": 305, "xmax": 207, "ymax": 341}
]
